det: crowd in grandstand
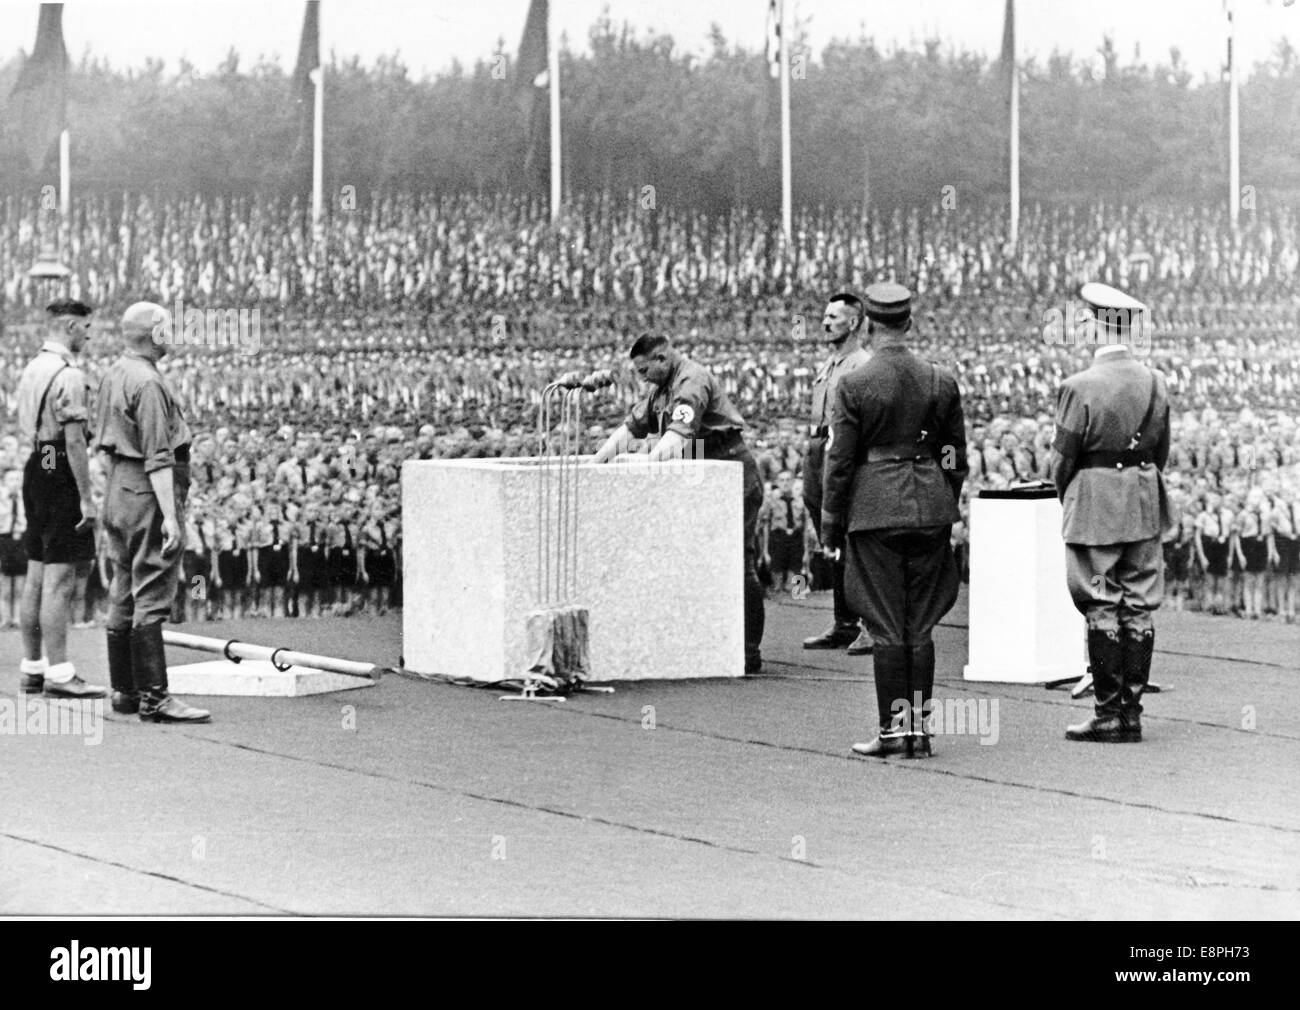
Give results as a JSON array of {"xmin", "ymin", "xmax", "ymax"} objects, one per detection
[{"xmin": 1, "ymin": 193, "xmax": 1297, "ymax": 627}]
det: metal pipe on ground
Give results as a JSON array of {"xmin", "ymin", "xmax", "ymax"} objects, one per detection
[{"xmin": 162, "ymin": 630, "xmax": 383, "ymax": 681}]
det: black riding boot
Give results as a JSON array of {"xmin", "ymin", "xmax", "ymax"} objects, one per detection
[
  {"xmin": 106, "ymin": 627, "xmax": 138, "ymax": 714},
  {"xmin": 132, "ymin": 623, "xmax": 212, "ymax": 724},
  {"xmin": 1119, "ymin": 627, "xmax": 1154, "ymax": 740},
  {"xmin": 1066, "ymin": 628, "xmax": 1132, "ymax": 742},
  {"xmin": 852, "ymin": 644, "xmax": 910, "ymax": 757},
  {"xmin": 906, "ymin": 641, "xmax": 936, "ymax": 758}
]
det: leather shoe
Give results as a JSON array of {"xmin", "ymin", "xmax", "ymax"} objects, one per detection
[
  {"xmin": 802, "ymin": 625, "xmax": 858, "ymax": 650},
  {"xmin": 43, "ymin": 676, "xmax": 108, "ymax": 699},
  {"xmin": 139, "ymin": 692, "xmax": 211, "ymax": 724},
  {"xmin": 851, "ymin": 732, "xmax": 909, "ymax": 757},
  {"xmin": 19, "ymin": 673, "xmax": 43, "ymax": 694},
  {"xmin": 1065, "ymin": 714, "xmax": 1141, "ymax": 743},
  {"xmin": 846, "ymin": 629, "xmax": 874, "ymax": 655},
  {"xmin": 111, "ymin": 691, "xmax": 140, "ymax": 715}
]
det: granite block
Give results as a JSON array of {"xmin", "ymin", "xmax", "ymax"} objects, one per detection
[{"xmin": 402, "ymin": 457, "xmax": 744, "ymax": 682}]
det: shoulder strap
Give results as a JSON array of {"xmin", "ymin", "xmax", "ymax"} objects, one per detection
[
  {"xmin": 919, "ymin": 363, "xmax": 942, "ymax": 454},
  {"xmin": 33, "ymin": 362, "xmax": 71, "ymax": 440},
  {"xmin": 1132, "ymin": 370, "xmax": 1160, "ymax": 451}
]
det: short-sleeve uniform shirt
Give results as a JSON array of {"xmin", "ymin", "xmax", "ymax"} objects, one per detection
[
  {"xmin": 16, "ymin": 341, "xmax": 90, "ymax": 447},
  {"xmin": 94, "ymin": 352, "xmax": 193, "ymax": 473}
]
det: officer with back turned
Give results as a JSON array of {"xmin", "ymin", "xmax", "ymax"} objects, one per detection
[
  {"xmin": 1050, "ymin": 283, "xmax": 1171, "ymax": 744},
  {"xmin": 821, "ymin": 283, "xmax": 967, "ymax": 758},
  {"xmin": 95, "ymin": 301, "xmax": 210, "ymax": 723}
]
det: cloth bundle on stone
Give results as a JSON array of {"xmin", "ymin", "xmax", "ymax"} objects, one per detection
[{"xmin": 524, "ymin": 605, "xmax": 590, "ymax": 692}]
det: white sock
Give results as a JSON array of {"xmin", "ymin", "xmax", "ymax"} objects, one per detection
[
  {"xmin": 20, "ymin": 657, "xmax": 48, "ymax": 675},
  {"xmin": 44, "ymin": 662, "xmax": 76, "ymax": 685}
]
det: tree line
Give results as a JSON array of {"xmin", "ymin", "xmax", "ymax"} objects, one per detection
[{"xmin": 2, "ymin": 14, "xmax": 1298, "ymax": 214}]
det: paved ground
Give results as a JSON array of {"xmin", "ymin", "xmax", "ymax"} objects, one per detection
[{"xmin": 1, "ymin": 589, "xmax": 1297, "ymax": 919}]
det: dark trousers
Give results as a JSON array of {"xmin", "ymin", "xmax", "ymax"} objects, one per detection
[
  {"xmin": 1066, "ymin": 538, "xmax": 1163, "ymax": 635},
  {"xmin": 103, "ymin": 459, "xmax": 189, "ymax": 631},
  {"xmin": 803, "ymin": 437, "xmax": 855, "ymax": 629},
  {"xmin": 708, "ymin": 436, "xmax": 766, "ymax": 665},
  {"xmin": 845, "ymin": 526, "xmax": 958, "ymax": 646}
]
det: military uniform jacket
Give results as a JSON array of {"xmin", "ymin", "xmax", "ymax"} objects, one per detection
[
  {"xmin": 822, "ymin": 343, "xmax": 967, "ymax": 535},
  {"xmin": 810, "ymin": 344, "xmax": 870, "ymax": 431},
  {"xmin": 623, "ymin": 356, "xmax": 746, "ymax": 445},
  {"xmin": 1051, "ymin": 349, "xmax": 1171, "ymax": 546}
]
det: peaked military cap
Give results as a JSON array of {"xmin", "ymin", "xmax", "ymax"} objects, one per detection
[
  {"xmin": 863, "ymin": 282, "xmax": 912, "ymax": 324},
  {"xmin": 1080, "ymin": 282, "xmax": 1147, "ymax": 338}
]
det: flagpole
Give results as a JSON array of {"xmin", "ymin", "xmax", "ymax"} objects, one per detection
[
  {"xmin": 311, "ymin": 4, "xmax": 324, "ymax": 233},
  {"xmin": 1008, "ymin": 0, "xmax": 1019, "ymax": 248},
  {"xmin": 1227, "ymin": 0, "xmax": 1239, "ymax": 232},
  {"xmin": 779, "ymin": 0, "xmax": 792, "ymax": 241},
  {"xmin": 548, "ymin": 0, "xmax": 562, "ymax": 222},
  {"xmin": 59, "ymin": 129, "xmax": 69, "ymax": 217}
]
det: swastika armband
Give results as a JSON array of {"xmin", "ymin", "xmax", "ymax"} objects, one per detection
[{"xmin": 1052, "ymin": 425, "xmax": 1083, "ymax": 457}]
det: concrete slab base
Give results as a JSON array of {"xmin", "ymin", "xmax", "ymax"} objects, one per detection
[{"xmin": 166, "ymin": 659, "xmax": 374, "ymax": 697}]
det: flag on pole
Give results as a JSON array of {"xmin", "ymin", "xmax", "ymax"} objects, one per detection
[
  {"xmin": 9, "ymin": 4, "xmax": 69, "ymax": 172},
  {"xmin": 765, "ymin": 0, "xmax": 782, "ymax": 80},
  {"xmin": 292, "ymin": 1, "xmax": 320, "ymax": 165},
  {"xmin": 516, "ymin": 0, "xmax": 549, "ymax": 188},
  {"xmin": 1000, "ymin": 0, "xmax": 1015, "ymax": 80},
  {"xmin": 1001, "ymin": 0, "xmax": 1020, "ymax": 246},
  {"xmin": 755, "ymin": 0, "xmax": 781, "ymax": 169}
]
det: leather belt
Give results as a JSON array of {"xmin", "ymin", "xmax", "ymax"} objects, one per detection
[
  {"xmin": 866, "ymin": 442, "xmax": 933, "ymax": 463},
  {"xmin": 1077, "ymin": 449, "xmax": 1154, "ymax": 470}
]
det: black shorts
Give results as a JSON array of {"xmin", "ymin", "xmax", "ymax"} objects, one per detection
[
  {"xmin": 1166, "ymin": 543, "xmax": 1192, "ymax": 583},
  {"xmin": 329, "ymin": 546, "xmax": 356, "ymax": 587},
  {"xmin": 22, "ymin": 447, "xmax": 94, "ymax": 565},
  {"xmin": 1202, "ymin": 538, "xmax": 1230, "ymax": 578},
  {"xmin": 1242, "ymin": 537, "xmax": 1269, "ymax": 575},
  {"xmin": 261, "ymin": 543, "xmax": 289, "ymax": 587},
  {"xmin": 1277, "ymin": 536, "xmax": 1300, "ymax": 576},
  {"xmin": 767, "ymin": 529, "xmax": 803, "ymax": 574},
  {"xmin": 294, "ymin": 545, "xmax": 325, "ymax": 589},
  {"xmin": 219, "ymin": 549, "xmax": 248, "ymax": 590},
  {"xmin": 367, "ymin": 548, "xmax": 395, "ymax": 587},
  {"xmin": 0, "ymin": 535, "xmax": 27, "ymax": 576}
]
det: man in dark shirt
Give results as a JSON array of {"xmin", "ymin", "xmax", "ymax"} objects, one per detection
[
  {"xmin": 593, "ymin": 334, "xmax": 766, "ymax": 674},
  {"xmin": 96, "ymin": 301, "xmax": 210, "ymax": 723},
  {"xmin": 822, "ymin": 284, "xmax": 968, "ymax": 758}
]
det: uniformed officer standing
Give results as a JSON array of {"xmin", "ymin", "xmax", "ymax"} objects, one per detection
[
  {"xmin": 821, "ymin": 284, "xmax": 967, "ymax": 758},
  {"xmin": 15, "ymin": 299, "xmax": 107, "ymax": 698},
  {"xmin": 1050, "ymin": 283, "xmax": 1170, "ymax": 743},
  {"xmin": 802, "ymin": 293, "xmax": 873, "ymax": 655},
  {"xmin": 592, "ymin": 334, "xmax": 765, "ymax": 674},
  {"xmin": 95, "ymin": 302, "xmax": 210, "ymax": 723}
]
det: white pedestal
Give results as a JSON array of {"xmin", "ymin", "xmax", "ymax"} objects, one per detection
[
  {"xmin": 401, "ymin": 457, "xmax": 744, "ymax": 683},
  {"xmin": 963, "ymin": 492, "xmax": 1087, "ymax": 684},
  {"xmin": 167, "ymin": 660, "xmax": 374, "ymax": 696}
]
